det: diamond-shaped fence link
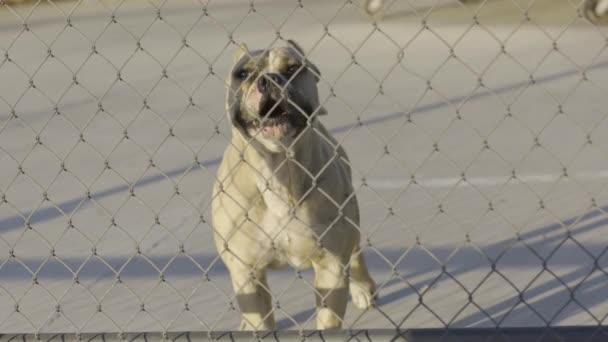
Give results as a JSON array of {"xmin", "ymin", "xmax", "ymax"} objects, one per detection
[{"xmin": 1, "ymin": 0, "xmax": 608, "ymax": 339}]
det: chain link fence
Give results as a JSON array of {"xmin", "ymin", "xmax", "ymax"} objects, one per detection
[{"xmin": 1, "ymin": 0, "xmax": 608, "ymax": 339}]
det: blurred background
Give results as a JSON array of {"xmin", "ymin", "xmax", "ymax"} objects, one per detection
[{"xmin": 1, "ymin": 0, "xmax": 608, "ymax": 334}]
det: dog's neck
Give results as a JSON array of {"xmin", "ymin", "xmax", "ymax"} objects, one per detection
[{"xmin": 233, "ymin": 126, "xmax": 319, "ymax": 205}]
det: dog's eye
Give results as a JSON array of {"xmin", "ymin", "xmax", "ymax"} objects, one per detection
[
  {"xmin": 285, "ymin": 64, "xmax": 302, "ymax": 77},
  {"xmin": 234, "ymin": 69, "xmax": 249, "ymax": 80}
]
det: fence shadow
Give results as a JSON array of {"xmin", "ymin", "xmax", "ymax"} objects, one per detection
[{"xmin": 274, "ymin": 204, "xmax": 608, "ymax": 329}]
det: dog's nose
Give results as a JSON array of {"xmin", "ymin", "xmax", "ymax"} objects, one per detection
[{"xmin": 257, "ymin": 73, "xmax": 282, "ymax": 94}]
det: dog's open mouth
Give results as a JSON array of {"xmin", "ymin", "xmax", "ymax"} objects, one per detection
[
  {"xmin": 246, "ymin": 112, "xmax": 294, "ymax": 139},
  {"xmin": 243, "ymin": 99, "xmax": 303, "ymax": 139}
]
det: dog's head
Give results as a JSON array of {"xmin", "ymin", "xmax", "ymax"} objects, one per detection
[{"xmin": 226, "ymin": 40, "xmax": 327, "ymax": 153}]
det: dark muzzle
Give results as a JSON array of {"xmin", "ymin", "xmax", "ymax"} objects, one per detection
[{"xmin": 257, "ymin": 73, "xmax": 285, "ymax": 95}]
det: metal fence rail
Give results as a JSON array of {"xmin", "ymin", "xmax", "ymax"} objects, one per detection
[
  {"xmin": 0, "ymin": 0, "xmax": 608, "ymax": 339},
  {"xmin": 3, "ymin": 326, "xmax": 608, "ymax": 342}
]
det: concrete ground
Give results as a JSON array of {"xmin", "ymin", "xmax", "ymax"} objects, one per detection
[{"xmin": 1, "ymin": 0, "xmax": 608, "ymax": 334}]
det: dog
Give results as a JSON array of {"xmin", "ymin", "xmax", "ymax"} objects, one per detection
[{"xmin": 211, "ymin": 40, "xmax": 376, "ymax": 330}]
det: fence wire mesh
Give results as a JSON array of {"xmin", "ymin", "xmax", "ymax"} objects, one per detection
[{"xmin": 1, "ymin": 0, "xmax": 608, "ymax": 339}]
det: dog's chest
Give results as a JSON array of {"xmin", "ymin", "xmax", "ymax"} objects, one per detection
[
  {"xmin": 255, "ymin": 162, "xmax": 320, "ymax": 267},
  {"xmin": 255, "ymin": 159, "xmax": 311, "ymax": 219},
  {"xmin": 257, "ymin": 174, "xmax": 294, "ymax": 219}
]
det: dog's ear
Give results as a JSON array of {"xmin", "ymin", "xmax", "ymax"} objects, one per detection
[
  {"xmin": 287, "ymin": 39, "xmax": 306, "ymax": 56},
  {"xmin": 287, "ymin": 39, "xmax": 322, "ymax": 82},
  {"xmin": 287, "ymin": 39, "xmax": 327, "ymax": 116},
  {"xmin": 233, "ymin": 43, "xmax": 249, "ymax": 65}
]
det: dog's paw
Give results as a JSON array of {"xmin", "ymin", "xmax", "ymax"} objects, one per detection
[{"xmin": 350, "ymin": 281, "xmax": 376, "ymax": 310}]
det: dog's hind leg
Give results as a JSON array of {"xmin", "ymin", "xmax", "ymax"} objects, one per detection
[
  {"xmin": 312, "ymin": 255, "xmax": 349, "ymax": 329},
  {"xmin": 349, "ymin": 247, "xmax": 377, "ymax": 310},
  {"xmin": 229, "ymin": 265, "xmax": 276, "ymax": 331}
]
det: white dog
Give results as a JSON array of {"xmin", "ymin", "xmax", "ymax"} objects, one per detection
[{"xmin": 211, "ymin": 40, "xmax": 376, "ymax": 330}]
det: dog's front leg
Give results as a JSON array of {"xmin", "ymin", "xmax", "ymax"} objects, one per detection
[
  {"xmin": 312, "ymin": 255, "xmax": 349, "ymax": 329},
  {"xmin": 229, "ymin": 264, "xmax": 275, "ymax": 331}
]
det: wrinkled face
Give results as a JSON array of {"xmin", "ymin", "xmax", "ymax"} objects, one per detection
[{"xmin": 227, "ymin": 45, "xmax": 323, "ymax": 152}]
